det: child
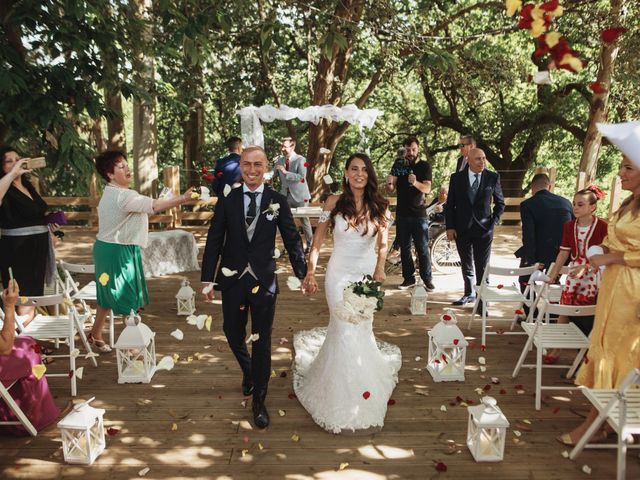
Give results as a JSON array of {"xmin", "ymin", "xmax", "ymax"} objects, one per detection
[{"xmin": 544, "ymin": 186, "xmax": 608, "ymax": 363}]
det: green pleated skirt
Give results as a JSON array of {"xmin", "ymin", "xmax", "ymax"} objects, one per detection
[{"xmin": 93, "ymin": 240, "xmax": 149, "ymax": 315}]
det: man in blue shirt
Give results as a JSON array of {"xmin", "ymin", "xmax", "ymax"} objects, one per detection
[{"xmin": 211, "ymin": 137, "xmax": 243, "ymax": 196}]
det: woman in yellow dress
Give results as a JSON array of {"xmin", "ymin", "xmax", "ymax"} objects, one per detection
[{"xmin": 558, "ymin": 155, "xmax": 640, "ymax": 445}]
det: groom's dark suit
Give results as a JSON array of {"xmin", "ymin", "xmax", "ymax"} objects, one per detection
[
  {"xmin": 201, "ymin": 184, "xmax": 307, "ymax": 402},
  {"xmin": 445, "ymin": 166, "xmax": 505, "ymax": 296}
]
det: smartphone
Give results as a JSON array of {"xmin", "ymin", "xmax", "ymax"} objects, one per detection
[{"xmin": 26, "ymin": 157, "xmax": 46, "ymax": 169}]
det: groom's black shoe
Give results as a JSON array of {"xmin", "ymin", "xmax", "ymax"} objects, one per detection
[
  {"xmin": 242, "ymin": 374, "xmax": 254, "ymax": 397},
  {"xmin": 252, "ymin": 399, "xmax": 270, "ymax": 429},
  {"xmin": 452, "ymin": 295, "xmax": 476, "ymax": 306}
]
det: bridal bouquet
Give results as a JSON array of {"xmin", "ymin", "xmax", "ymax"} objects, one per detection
[{"xmin": 335, "ymin": 275, "xmax": 385, "ymax": 324}]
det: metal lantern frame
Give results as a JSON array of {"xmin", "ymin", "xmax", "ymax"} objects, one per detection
[
  {"xmin": 115, "ymin": 311, "xmax": 156, "ymax": 384},
  {"xmin": 467, "ymin": 396, "xmax": 510, "ymax": 462},
  {"xmin": 427, "ymin": 311, "xmax": 468, "ymax": 382},
  {"xmin": 57, "ymin": 397, "xmax": 106, "ymax": 465},
  {"xmin": 410, "ymin": 284, "xmax": 428, "ymax": 315},
  {"xmin": 176, "ymin": 278, "xmax": 196, "ymax": 316}
]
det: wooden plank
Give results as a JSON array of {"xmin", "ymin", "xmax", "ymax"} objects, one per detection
[{"xmin": 42, "ymin": 196, "xmax": 94, "ymax": 206}]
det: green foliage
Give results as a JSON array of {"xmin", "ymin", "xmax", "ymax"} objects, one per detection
[{"xmin": 350, "ymin": 274, "xmax": 385, "ymax": 312}]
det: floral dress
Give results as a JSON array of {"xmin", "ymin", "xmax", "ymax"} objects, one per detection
[{"xmin": 559, "ymin": 217, "xmax": 608, "ymax": 306}]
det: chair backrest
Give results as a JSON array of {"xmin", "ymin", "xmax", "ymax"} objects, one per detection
[
  {"xmin": 58, "ymin": 261, "xmax": 94, "ymax": 297},
  {"xmin": 618, "ymin": 368, "xmax": 640, "ymax": 392},
  {"xmin": 546, "ymin": 262, "xmax": 572, "ymax": 277},
  {"xmin": 58, "ymin": 261, "xmax": 95, "ymax": 275},
  {"xmin": 486, "ymin": 263, "xmax": 541, "ymax": 278},
  {"xmin": 536, "ymin": 301, "xmax": 596, "ymax": 320},
  {"xmin": 16, "ymin": 293, "xmax": 67, "ymax": 308}
]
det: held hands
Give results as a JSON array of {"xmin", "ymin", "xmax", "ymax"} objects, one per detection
[
  {"xmin": 2, "ymin": 278, "xmax": 19, "ymax": 307},
  {"xmin": 302, "ymin": 273, "xmax": 318, "ymax": 295},
  {"xmin": 201, "ymin": 282, "xmax": 215, "ymax": 303}
]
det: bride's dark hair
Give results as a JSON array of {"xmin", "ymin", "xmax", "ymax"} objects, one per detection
[{"xmin": 331, "ymin": 153, "xmax": 389, "ymax": 235}]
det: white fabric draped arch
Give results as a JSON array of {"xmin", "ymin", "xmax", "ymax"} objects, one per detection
[{"xmin": 237, "ymin": 104, "xmax": 384, "ymax": 148}]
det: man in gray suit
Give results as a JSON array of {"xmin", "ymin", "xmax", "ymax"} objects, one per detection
[{"xmin": 274, "ymin": 137, "xmax": 313, "ymax": 253}]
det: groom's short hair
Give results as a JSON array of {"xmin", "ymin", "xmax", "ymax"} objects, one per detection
[{"xmin": 242, "ymin": 145, "xmax": 267, "ymax": 161}]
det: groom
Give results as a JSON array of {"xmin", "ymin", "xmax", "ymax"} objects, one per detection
[{"xmin": 201, "ymin": 145, "xmax": 307, "ymax": 429}]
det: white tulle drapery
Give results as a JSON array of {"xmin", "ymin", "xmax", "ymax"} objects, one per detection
[{"xmin": 237, "ymin": 104, "xmax": 384, "ymax": 148}]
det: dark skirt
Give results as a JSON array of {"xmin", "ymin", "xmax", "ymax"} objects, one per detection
[
  {"xmin": 0, "ymin": 232, "xmax": 48, "ymax": 296},
  {"xmin": 93, "ymin": 240, "xmax": 149, "ymax": 315}
]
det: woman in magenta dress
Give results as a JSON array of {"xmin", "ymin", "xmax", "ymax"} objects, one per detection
[{"xmin": 0, "ymin": 279, "xmax": 60, "ymax": 435}]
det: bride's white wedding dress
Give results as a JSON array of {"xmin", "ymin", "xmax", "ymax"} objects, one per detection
[{"xmin": 293, "ymin": 214, "xmax": 402, "ymax": 434}]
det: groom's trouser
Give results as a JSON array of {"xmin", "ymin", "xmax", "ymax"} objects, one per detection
[{"xmin": 221, "ymin": 274, "xmax": 276, "ymax": 401}]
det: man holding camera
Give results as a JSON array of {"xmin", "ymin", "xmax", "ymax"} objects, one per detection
[{"xmin": 386, "ymin": 136, "xmax": 435, "ymax": 291}]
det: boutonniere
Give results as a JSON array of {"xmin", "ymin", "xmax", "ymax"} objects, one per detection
[{"xmin": 262, "ymin": 200, "xmax": 280, "ymax": 221}]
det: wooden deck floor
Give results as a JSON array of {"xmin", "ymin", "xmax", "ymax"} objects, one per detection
[{"xmin": 2, "ymin": 226, "xmax": 638, "ymax": 479}]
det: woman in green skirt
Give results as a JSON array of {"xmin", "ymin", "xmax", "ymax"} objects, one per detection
[{"xmin": 91, "ymin": 151, "xmax": 193, "ymax": 352}]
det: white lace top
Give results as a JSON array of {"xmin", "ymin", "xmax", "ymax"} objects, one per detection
[{"xmin": 97, "ymin": 185, "xmax": 155, "ymax": 247}]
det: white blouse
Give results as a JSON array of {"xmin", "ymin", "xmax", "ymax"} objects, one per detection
[{"xmin": 96, "ymin": 185, "xmax": 155, "ymax": 247}]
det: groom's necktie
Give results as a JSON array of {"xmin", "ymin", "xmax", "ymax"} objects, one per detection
[
  {"xmin": 470, "ymin": 173, "xmax": 480, "ymax": 201},
  {"xmin": 245, "ymin": 192, "xmax": 258, "ymax": 226}
]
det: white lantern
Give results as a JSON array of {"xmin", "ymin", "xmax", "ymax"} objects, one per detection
[
  {"xmin": 57, "ymin": 397, "xmax": 106, "ymax": 465},
  {"xmin": 115, "ymin": 310, "xmax": 156, "ymax": 384},
  {"xmin": 467, "ymin": 396, "xmax": 510, "ymax": 462},
  {"xmin": 176, "ymin": 278, "xmax": 196, "ymax": 315},
  {"xmin": 426, "ymin": 311, "xmax": 468, "ymax": 382},
  {"xmin": 410, "ymin": 283, "xmax": 428, "ymax": 315}
]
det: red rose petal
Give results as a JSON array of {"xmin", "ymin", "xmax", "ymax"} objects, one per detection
[
  {"xmin": 515, "ymin": 384, "xmax": 524, "ymax": 390},
  {"xmin": 68, "ymin": 370, "xmax": 74, "ymax": 378},
  {"xmin": 434, "ymin": 359, "xmax": 440, "ymax": 364},
  {"xmin": 553, "ymin": 407, "xmax": 561, "ymax": 414},
  {"xmin": 500, "ymin": 389, "xmax": 507, "ymax": 395},
  {"xmin": 303, "ymin": 162, "xmax": 309, "ymax": 167},
  {"xmin": 300, "ymin": 179, "xmax": 305, "ymax": 183},
  {"xmin": 434, "ymin": 461, "xmax": 447, "ymax": 473},
  {"xmin": 288, "ymin": 392, "xmax": 297, "ymax": 399},
  {"xmin": 497, "ymin": 284, "xmax": 504, "ymax": 289},
  {"xmin": 442, "ymin": 314, "xmax": 452, "ymax": 321},
  {"xmin": 480, "ymin": 344, "xmax": 487, "ymax": 352},
  {"xmin": 515, "ymin": 309, "xmax": 524, "ymax": 315},
  {"xmin": 455, "ymin": 395, "xmax": 463, "ymax": 403},
  {"xmin": 449, "ymin": 401, "xmax": 457, "ymax": 406},
  {"xmin": 453, "ymin": 339, "xmax": 459, "ymax": 345},
  {"xmin": 601, "ymin": 27, "xmax": 626, "ymax": 44},
  {"xmin": 441, "ymin": 354, "xmax": 448, "ymax": 363},
  {"xmin": 387, "ymin": 399, "xmax": 396, "ymax": 406},
  {"xmin": 466, "ymin": 399, "xmax": 475, "ymax": 405},
  {"xmin": 107, "ymin": 427, "xmax": 121, "ymax": 436},
  {"xmin": 280, "ymin": 371, "xmax": 287, "ymax": 378},
  {"xmin": 483, "ymin": 384, "xmax": 492, "ymax": 391},
  {"xmin": 362, "ymin": 391, "xmax": 371, "ymax": 400}
]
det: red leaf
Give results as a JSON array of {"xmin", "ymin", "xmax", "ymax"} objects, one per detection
[
  {"xmin": 589, "ymin": 82, "xmax": 606, "ymax": 94},
  {"xmin": 362, "ymin": 391, "xmax": 371, "ymax": 400},
  {"xmin": 303, "ymin": 162, "xmax": 309, "ymax": 167},
  {"xmin": 497, "ymin": 284, "xmax": 504, "ymax": 289},
  {"xmin": 453, "ymin": 339, "xmax": 459, "ymax": 345},
  {"xmin": 279, "ymin": 371, "xmax": 287, "ymax": 378},
  {"xmin": 601, "ymin": 27, "xmax": 626, "ymax": 44},
  {"xmin": 500, "ymin": 389, "xmax": 507, "ymax": 395},
  {"xmin": 434, "ymin": 461, "xmax": 447, "ymax": 473},
  {"xmin": 107, "ymin": 427, "xmax": 121, "ymax": 436},
  {"xmin": 387, "ymin": 399, "xmax": 396, "ymax": 406}
]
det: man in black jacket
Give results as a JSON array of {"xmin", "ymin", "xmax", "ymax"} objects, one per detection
[
  {"xmin": 445, "ymin": 148, "xmax": 505, "ymax": 305},
  {"xmin": 201, "ymin": 146, "xmax": 307, "ymax": 429}
]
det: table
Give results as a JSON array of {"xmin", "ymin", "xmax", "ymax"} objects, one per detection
[{"xmin": 141, "ymin": 230, "xmax": 199, "ymax": 278}]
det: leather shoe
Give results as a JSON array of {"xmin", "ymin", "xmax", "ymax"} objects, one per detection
[
  {"xmin": 252, "ymin": 400, "xmax": 270, "ymax": 429},
  {"xmin": 452, "ymin": 295, "xmax": 476, "ymax": 306},
  {"xmin": 424, "ymin": 280, "xmax": 435, "ymax": 292},
  {"xmin": 242, "ymin": 375, "xmax": 253, "ymax": 397}
]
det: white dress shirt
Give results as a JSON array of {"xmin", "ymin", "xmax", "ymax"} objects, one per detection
[{"xmin": 468, "ymin": 169, "xmax": 482, "ymax": 187}]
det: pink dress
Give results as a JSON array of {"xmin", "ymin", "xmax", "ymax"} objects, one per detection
[
  {"xmin": 559, "ymin": 217, "xmax": 608, "ymax": 306},
  {"xmin": 0, "ymin": 337, "xmax": 60, "ymax": 435}
]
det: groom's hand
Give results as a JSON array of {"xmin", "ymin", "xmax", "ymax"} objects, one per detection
[{"xmin": 201, "ymin": 282, "xmax": 215, "ymax": 302}]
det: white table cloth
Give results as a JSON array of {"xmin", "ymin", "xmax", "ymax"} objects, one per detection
[{"xmin": 141, "ymin": 230, "xmax": 199, "ymax": 278}]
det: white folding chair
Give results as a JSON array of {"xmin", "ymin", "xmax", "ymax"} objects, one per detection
[
  {"xmin": 0, "ymin": 381, "xmax": 38, "ymax": 436},
  {"xmin": 468, "ymin": 264, "xmax": 541, "ymax": 346},
  {"xmin": 512, "ymin": 294, "xmax": 594, "ymax": 410},
  {"xmin": 15, "ymin": 294, "xmax": 98, "ymax": 396},
  {"xmin": 569, "ymin": 369, "xmax": 640, "ymax": 480},
  {"xmin": 58, "ymin": 260, "xmax": 115, "ymax": 348}
]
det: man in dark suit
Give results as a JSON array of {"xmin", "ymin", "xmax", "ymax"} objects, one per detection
[
  {"xmin": 445, "ymin": 148, "xmax": 505, "ymax": 305},
  {"xmin": 455, "ymin": 134, "xmax": 476, "ymax": 172},
  {"xmin": 210, "ymin": 136, "xmax": 242, "ymax": 196},
  {"xmin": 201, "ymin": 146, "xmax": 307, "ymax": 429},
  {"xmin": 515, "ymin": 173, "xmax": 573, "ymax": 288}
]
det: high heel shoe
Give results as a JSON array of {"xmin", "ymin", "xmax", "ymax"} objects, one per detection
[{"xmin": 87, "ymin": 333, "xmax": 112, "ymax": 353}]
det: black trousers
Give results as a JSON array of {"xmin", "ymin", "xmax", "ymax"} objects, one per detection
[
  {"xmin": 455, "ymin": 228, "xmax": 493, "ymax": 296},
  {"xmin": 221, "ymin": 274, "xmax": 276, "ymax": 401}
]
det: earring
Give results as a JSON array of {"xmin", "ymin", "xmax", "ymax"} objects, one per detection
[{"xmin": 344, "ymin": 176, "xmax": 349, "ymax": 184}]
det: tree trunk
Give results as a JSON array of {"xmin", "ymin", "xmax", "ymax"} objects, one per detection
[
  {"xmin": 91, "ymin": 117, "xmax": 106, "ymax": 152},
  {"xmin": 106, "ymin": 89, "xmax": 126, "ymax": 151},
  {"xmin": 131, "ymin": 0, "xmax": 158, "ymax": 196},
  {"xmin": 183, "ymin": 100, "xmax": 205, "ymax": 187},
  {"xmin": 577, "ymin": 0, "xmax": 626, "ymax": 187}
]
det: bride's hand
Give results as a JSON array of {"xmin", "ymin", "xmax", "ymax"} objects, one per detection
[
  {"xmin": 373, "ymin": 267, "xmax": 386, "ymax": 283},
  {"xmin": 303, "ymin": 273, "xmax": 318, "ymax": 295}
]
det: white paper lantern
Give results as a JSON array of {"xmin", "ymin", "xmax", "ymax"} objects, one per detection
[
  {"xmin": 427, "ymin": 310, "xmax": 468, "ymax": 382},
  {"xmin": 467, "ymin": 396, "xmax": 510, "ymax": 462},
  {"xmin": 115, "ymin": 310, "xmax": 156, "ymax": 384},
  {"xmin": 410, "ymin": 284, "xmax": 428, "ymax": 315},
  {"xmin": 57, "ymin": 397, "xmax": 106, "ymax": 465},
  {"xmin": 176, "ymin": 278, "xmax": 196, "ymax": 315}
]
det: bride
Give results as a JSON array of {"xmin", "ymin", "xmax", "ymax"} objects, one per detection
[{"xmin": 296, "ymin": 153, "xmax": 402, "ymax": 434}]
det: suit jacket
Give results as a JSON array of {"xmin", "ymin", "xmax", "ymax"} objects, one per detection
[
  {"xmin": 274, "ymin": 153, "xmax": 311, "ymax": 203},
  {"xmin": 517, "ymin": 189, "xmax": 574, "ymax": 267},
  {"xmin": 455, "ymin": 156, "xmax": 467, "ymax": 172},
  {"xmin": 445, "ymin": 167, "xmax": 505, "ymax": 234},
  {"xmin": 201, "ymin": 185, "xmax": 307, "ymax": 294},
  {"xmin": 210, "ymin": 152, "xmax": 241, "ymax": 196}
]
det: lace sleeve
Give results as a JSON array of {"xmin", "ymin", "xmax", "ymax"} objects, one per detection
[{"xmin": 318, "ymin": 210, "xmax": 331, "ymax": 224}]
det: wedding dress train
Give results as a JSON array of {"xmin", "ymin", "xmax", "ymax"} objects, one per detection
[{"xmin": 293, "ymin": 214, "xmax": 402, "ymax": 434}]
